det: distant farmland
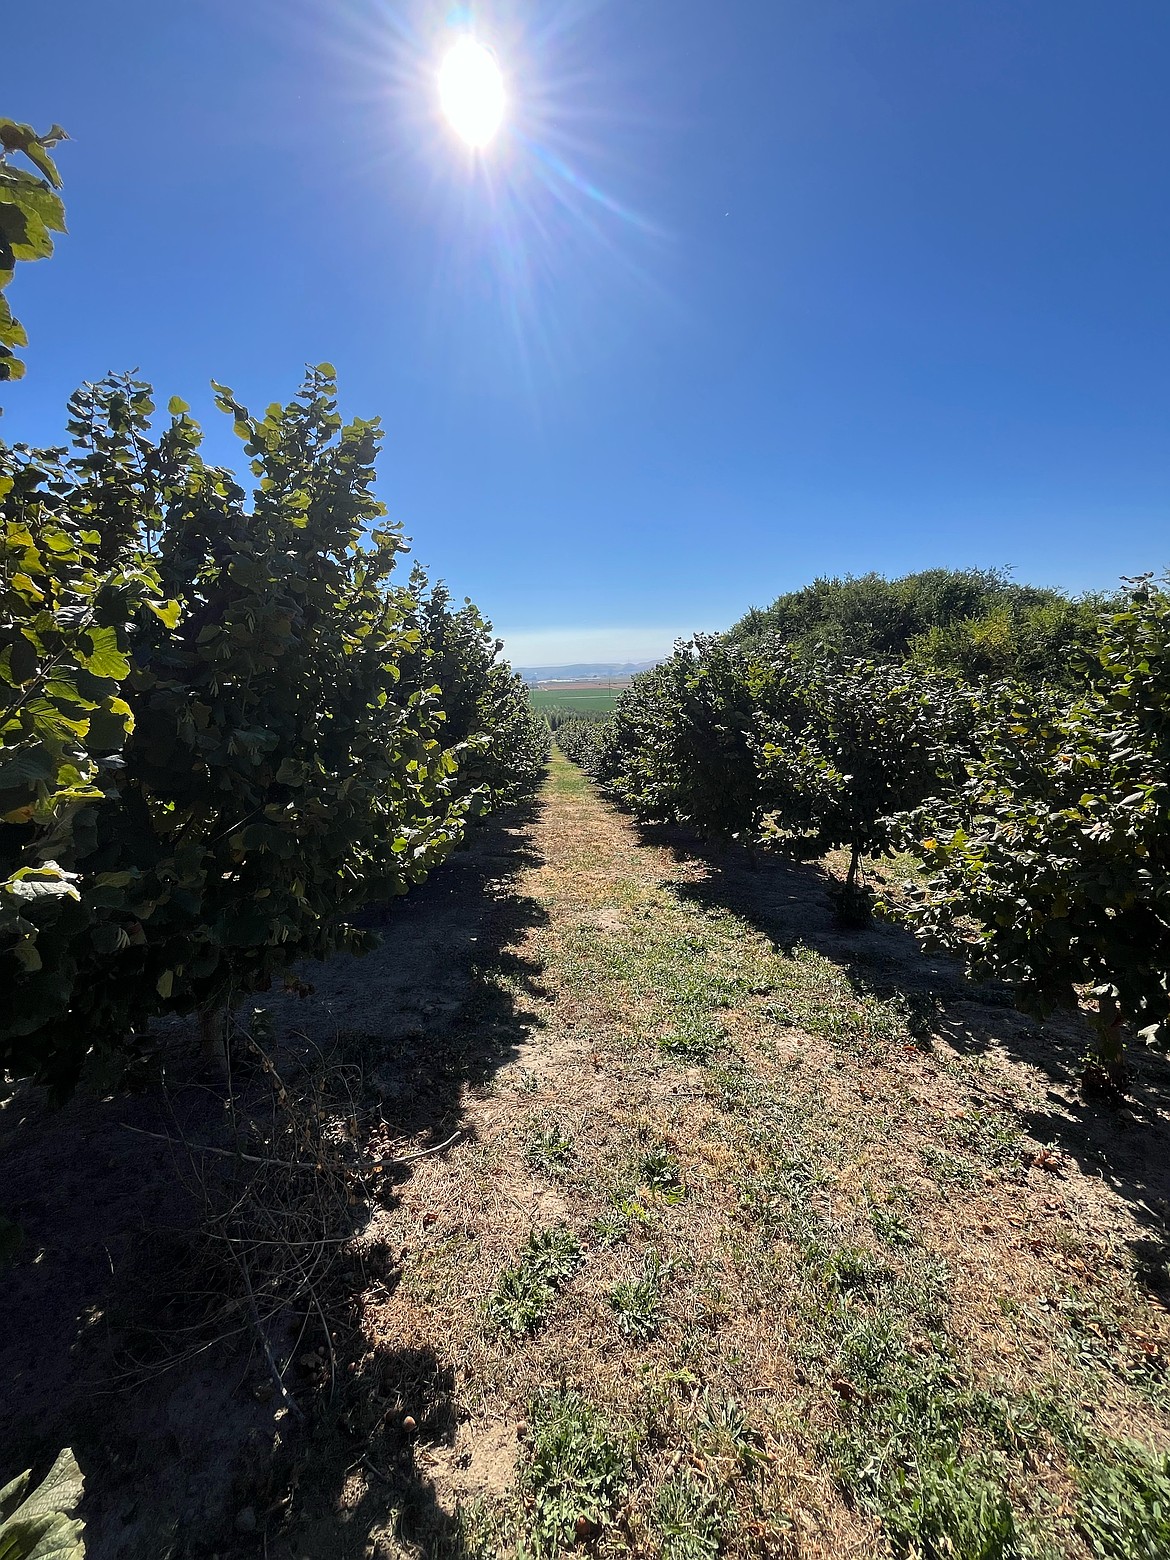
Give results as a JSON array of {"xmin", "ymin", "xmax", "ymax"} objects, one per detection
[{"xmin": 528, "ymin": 684, "xmax": 624, "ymax": 714}]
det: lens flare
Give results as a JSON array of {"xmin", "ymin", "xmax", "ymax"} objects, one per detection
[{"xmin": 439, "ymin": 37, "xmax": 505, "ymax": 148}]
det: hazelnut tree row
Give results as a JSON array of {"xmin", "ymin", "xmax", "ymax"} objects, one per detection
[{"xmin": 566, "ymin": 594, "xmax": 1170, "ymax": 1089}]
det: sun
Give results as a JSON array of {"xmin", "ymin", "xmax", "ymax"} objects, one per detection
[{"xmin": 439, "ymin": 37, "xmax": 505, "ymax": 148}]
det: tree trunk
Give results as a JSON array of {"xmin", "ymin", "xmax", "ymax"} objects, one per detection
[
  {"xmin": 845, "ymin": 842, "xmax": 861, "ymax": 894},
  {"xmin": 1084, "ymin": 990, "xmax": 1129, "ymax": 1095},
  {"xmin": 199, "ymin": 1003, "xmax": 230, "ymax": 1082},
  {"xmin": 836, "ymin": 842, "xmax": 871, "ymax": 928}
]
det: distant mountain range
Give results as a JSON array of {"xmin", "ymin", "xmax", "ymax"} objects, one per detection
[{"xmin": 515, "ymin": 660, "xmax": 661, "ymax": 685}]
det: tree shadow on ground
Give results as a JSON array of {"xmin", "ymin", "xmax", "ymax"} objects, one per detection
[
  {"xmin": 633, "ymin": 817, "xmax": 1170, "ymax": 1274},
  {"xmin": 0, "ymin": 800, "xmax": 549, "ymax": 1560}
]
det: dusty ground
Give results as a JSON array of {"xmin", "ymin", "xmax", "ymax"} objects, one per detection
[{"xmin": 2, "ymin": 754, "xmax": 1168, "ymax": 1558}]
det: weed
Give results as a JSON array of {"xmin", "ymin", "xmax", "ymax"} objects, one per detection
[
  {"xmin": 704, "ymin": 1060, "xmax": 757, "ymax": 1113},
  {"xmin": 488, "ymin": 1265, "xmax": 555, "ymax": 1339},
  {"xmin": 946, "ymin": 1108, "xmax": 1024, "ymax": 1171},
  {"xmin": 920, "ymin": 1143, "xmax": 981, "ymax": 1189},
  {"xmin": 694, "ymin": 1392, "xmax": 768, "ymax": 1474},
  {"xmin": 1074, "ymin": 1442, "xmax": 1170, "ymax": 1559},
  {"xmin": 526, "ymin": 1225, "xmax": 583, "ymax": 1285},
  {"xmin": 765, "ymin": 945, "xmax": 927, "ymax": 1055},
  {"xmin": 659, "ymin": 1014, "xmax": 725, "ymax": 1062},
  {"xmin": 1046, "ymin": 1287, "xmax": 1123, "ymax": 1373},
  {"xmin": 735, "ymin": 1171, "xmax": 784, "ymax": 1231},
  {"xmin": 521, "ymin": 1388, "xmax": 629, "ymax": 1555},
  {"xmin": 610, "ymin": 1251, "xmax": 669, "ymax": 1339},
  {"xmin": 823, "ymin": 996, "xmax": 886, "ymax": 1048},
  {"xmin": 526, "ymin": 1123, "xmax": 575, "ymax": 1178},
  {"xmin": 654, "ymin": 1475, "xmax": 723, "ymax": 1560},
  {"xmin": 871, "ymin": 1204, "xmax": 915, "ymax": 1247},
  {"xmin": 637, "ymin": 1144, "xmax": 685, "ymax": 1201},
  {"xmin": 882, "ymin": 1458, "xmax": 1020, "ymax": 1560},
  {"xmin": 803, "ymin": 1239, "xmax": 887, "ymax": 1295},
  {"xmin": 488, "ymin": 1225, "xmax": 581, "ymax": 1338},
  {"xmin": 592, "ymin": 1209, "xmax": 630, "ymax": 1247}
]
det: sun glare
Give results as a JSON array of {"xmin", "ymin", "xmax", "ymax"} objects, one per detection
[{"xmin": 439, "ymin": 37, "xmax": 505, "ymax": 148}]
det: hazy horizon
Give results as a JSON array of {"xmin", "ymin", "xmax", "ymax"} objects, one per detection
[{"xmin": 496, "ymin": 627, "xmax": 718, "ymax": 667}]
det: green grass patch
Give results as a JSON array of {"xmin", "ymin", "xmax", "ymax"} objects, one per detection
[
  {"xmin": 610, "ymin": 1251, "xmax": 670, "ymax": 1339},
  {"xmin": 520, "ymin": 1388, "xmax": 631, "ymax": 1554},
  {"xmin": 1073, "ymin": 1443, "xmax": 1170, "ymax": 1558},
  {"xmin": 487, "ymin": 1224, "xmax": 582, "ymax": 1338},
  {"xmin": 654, "ymin": 1475, "xmax": 723, "ymax": 1560},
  {"xmin": 545, "ymin": 750, "xmax": 592, "ymax": 799},
  {"xmin": 529, "ymin": 687, "xmax": 621, "ymax": 713}
]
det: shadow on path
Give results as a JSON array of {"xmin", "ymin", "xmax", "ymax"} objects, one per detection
[
  {"xmin": 0, "ymin": 800, "xmax": 549, "ymax": 1560},
  {"xmin": 634, "ymin": 816, "xmax": 1170, "ymax": 1277}
]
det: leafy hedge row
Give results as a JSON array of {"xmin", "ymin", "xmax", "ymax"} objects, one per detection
[
  {"xmin": 1, "ymin": 369, "xmax": 547, "ymax": 1090},
  {"xmin": 403, "ymin": 572, "xmax": 550, "ymax": 805},
  {"xmin": 729, "ymin": 566, "xmax": 1115, "ymax": 691},
  {"xmin": 553, "ymin": 717, "xmax": 610, "ymax": 773},
  {"xmin": 899, "ymin": 581, "xmax": 1170, "ymax": 1086},
  {"xmin": 574, "ymin": 589, "xmax": 1170, "ymax": 1081},
  {"xmin": 541, "ymin": 704, "xmax": 613, "ymax": 733},
  {"xmin": 594, "ymin": 635, "xmax": 976, "ymax": 882}
]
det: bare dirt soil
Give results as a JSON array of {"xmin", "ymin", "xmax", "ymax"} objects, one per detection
[{"xmin": 2, "ymin": 756, "xmax": 1168, "ymax": 1558}]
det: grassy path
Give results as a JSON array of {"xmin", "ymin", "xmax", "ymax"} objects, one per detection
[
  {"xmin": 280, "ymin": 752, "xmax": 1170, "ymax": 1560},
  {"xmin": 5, "ymin": 759, "xmax": 1168, "ymax": 1559},
  {"xmin": 282, "ymin": 755, "xmax": 1170, "ymax": 1560}
]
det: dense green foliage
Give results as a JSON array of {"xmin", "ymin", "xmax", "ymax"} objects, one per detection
[
  {"xmin": 541, "ymin": 701, "xmax": 615, "ymax": 732},
  {"xmin": 730, "ymin": 567, "xmax": 1110, "ymax": 690},
  {"xmin": 757, "ymin": 652, "xmax": 977, "ymax": 912},
  {"xmin": 910, "ymin": 593, "xmax": 1108, "ymax": 690},
  {"xmin": 554, "ymin": 717, "xmax": 609, "ymax": 773},
  {"xmin": 594, "ymin": 639, "xmax": 973, "ymax": 895},
  {"xmin": 402, "ymin": 571, "xmax": 549, "ymax": 806},
  {"xmin": 621, "ymin": 637, "xmax": 770, "ymax": 845},
  {"xmin": 0, "ymin": 119, "xmax": 68, "ymax": 385},
  {"xmin": 1, "ymin": 369, "xmax": 543, "ymax": 1090},
  {"xmin": 898, "ymin": 578, "xmax": 1170, "ymax": 1081},
  {"xmin": 574, "ymin": 582, "xmax": 1170, "ymax": 1078}
]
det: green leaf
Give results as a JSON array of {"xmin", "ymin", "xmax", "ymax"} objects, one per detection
[
  {"xmin": 167, "ymin": 396, "xmax": 190, "ymax": 416},
  {"xmin": 3, "ymin": 867, "xmax": 82, "ymax": 905},
  {"xmin": 274, "ymin": 757, "xmax": 307, "ymax": 786},
  {"xmin": 0, "ymin": 1447, "xmax": 85, "ymax": 1559},
  {"xmin": 5, "ymin": 636, "xmax": 37, "ymax": 684},
  {"xmin": 12, "ymin": 938, "xmax": 42, "ymax": 972},
  {"xmin": 0, "ymin": 745, "xmax": 54, "ymax": 790},
  {"xmin": 11, "ymin": 1450, "xmax": 83, "ymax": 1525},
  {"xmin": 87, "ymin": 699, "xmax": 133, "ymax": 752},
  {"xmin": 21, "ymin": 141, "xmax": 64, "ymax": 188},
  {"xmin": 79, "ymin": 626, "xmax": 130, "ymax": 682}
]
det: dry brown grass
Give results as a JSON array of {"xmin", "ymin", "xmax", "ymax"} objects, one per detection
[
  {"xmin": 257, "ymin": 751, "xmax": 1170, "ymax": 1558},
  {"xmin": 6, "ymin": 753, "xmax": 1167, "ymax": 1559}
]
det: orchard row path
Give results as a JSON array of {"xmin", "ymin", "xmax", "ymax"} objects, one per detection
[
  {"xmin": 2, "ymin": 751, "xmax": 1168, "ymax": 1560},
  {"xmin": 274, "ymin": 750, "xmax": 1170, "ymax": 1560}
]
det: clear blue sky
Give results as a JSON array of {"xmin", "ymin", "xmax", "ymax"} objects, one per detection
[{"xmin": 5, "ymin": 1, "xmax": 1169, "ymax": 663}]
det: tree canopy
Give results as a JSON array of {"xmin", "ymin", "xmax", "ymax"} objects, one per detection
[
  {"xmin": 0, "ymin": 119, "xmax": 68, "ymax": 384},
  {"xmin": 728, "ymin": 567, "xmax": 1112, "ymax": 689}
]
